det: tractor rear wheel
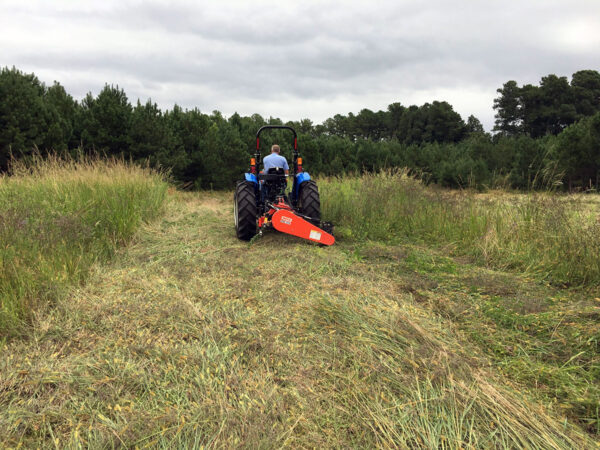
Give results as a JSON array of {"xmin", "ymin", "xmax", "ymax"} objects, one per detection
[
  {"xmin": 234, "ymin": 181, "xmax": 257, "ymax": 241},
  {"xmin": 299, "ymin": 180, "xmax": 321, "ymax": 225}
]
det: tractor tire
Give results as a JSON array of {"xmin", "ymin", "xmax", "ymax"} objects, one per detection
[
  {"xmin": 234, "ymin": 181, "xmax": 257, "ymax": 241},
  {"xmin": 299, "ymin": 180, "xmax": 321, "ymax": 225}
]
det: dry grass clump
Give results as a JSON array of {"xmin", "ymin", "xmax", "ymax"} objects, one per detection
[{"xmin": 0, "ymin": 154, "xmax": 167, "ymax": 336}]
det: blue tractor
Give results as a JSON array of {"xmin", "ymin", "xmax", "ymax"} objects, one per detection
[{"xmin": 234, "ymin": 125, "xmax": 334, "ymax": 245}]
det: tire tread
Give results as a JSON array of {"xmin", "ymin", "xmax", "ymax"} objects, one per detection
[
  {"xmin": 235, "ymin": 182, "xmax": 257, "ymax": 240},
  {"xmin": 299, "ymin": 180, "xmax": 321, "ymax": 225}
]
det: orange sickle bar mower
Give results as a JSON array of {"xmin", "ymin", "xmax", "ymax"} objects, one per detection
[
  {"xmin": 234, "ymin": 125, "xmax": 335, "ymax": 245},
  {"xmin": 260, "ymin": 199, "xmax": 335, "ymax": 246}
]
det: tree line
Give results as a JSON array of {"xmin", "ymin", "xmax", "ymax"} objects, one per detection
[{"xmin": 1, "ymin": 66, "xmax": 599, "ymax": 190}]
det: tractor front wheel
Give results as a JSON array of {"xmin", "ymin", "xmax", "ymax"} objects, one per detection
[
  {"xmin": 299, "ymin": 180, "xmax": 321, "ymax": 226},
  {"xmin": 234, "ymin": 181, "xmax": 257, "ymax": 241}
]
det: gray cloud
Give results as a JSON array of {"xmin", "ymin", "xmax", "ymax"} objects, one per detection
[{"xmin": 1, "ymin": 0, "xmax": 599, "ymax": 130}]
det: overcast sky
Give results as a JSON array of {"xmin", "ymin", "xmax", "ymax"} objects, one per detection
[{"xmin": 1, "ymin": 0, "xmax": 599, "ymax": 131}]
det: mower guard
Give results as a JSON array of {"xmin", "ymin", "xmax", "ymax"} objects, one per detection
[{"xmin": 271, "ymin": 210, "xmax": 335, "ymax": 246}]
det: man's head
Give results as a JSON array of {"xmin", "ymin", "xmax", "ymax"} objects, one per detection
[{"xmin": 271, "ymin": 144, "xmax": 280, "ymax": 154}]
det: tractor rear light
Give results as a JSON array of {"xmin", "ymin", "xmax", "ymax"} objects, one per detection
[
  {"xmin": 297, "ymin": 157, "xmax": 302, "ymax": 172},
  {"xmin": 250, "ymin": 158, "xmax": 256, "ymax": 174}
]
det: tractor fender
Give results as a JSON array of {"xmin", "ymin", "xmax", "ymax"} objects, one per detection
[
  {"xmin": 293, "ymin": 172, "xmax": 311, "ymax": 202},
  {"xmin": 244, "ymin": 173, "xmax": 258, "ymax": 185}
]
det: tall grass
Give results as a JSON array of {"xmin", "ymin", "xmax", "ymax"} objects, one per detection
[
  {"xmin": 0, "ymin": 155, "xmax": 167, "ymax": 336},
  {"xmin": 2, "ymin": 191, "xmax": 594, "ymax": 447},
  {"xmin": 320, "ymin": 170, "xmax": 600, "ymax": 286}
]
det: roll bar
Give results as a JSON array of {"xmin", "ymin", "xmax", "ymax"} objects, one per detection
[{"xmin": 255, "ymin": 126, "xmax": 298, "ymax": 172}]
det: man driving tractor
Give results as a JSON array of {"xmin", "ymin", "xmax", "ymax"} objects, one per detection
[
  {"xmin": 261, "ymin": 144, "xmax": 289, "ymax": 175},
  {"xmin": 234, "ymin": 125, "xmax": 333, "ymax": 245}
]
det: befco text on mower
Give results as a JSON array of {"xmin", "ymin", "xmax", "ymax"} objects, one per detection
[{"xmin": 234, "ymin": 126, "xmax": 334, "ymax": 245}]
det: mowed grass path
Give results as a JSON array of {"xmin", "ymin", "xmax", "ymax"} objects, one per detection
[{"xmin": 0, "ymin": 191, "xmax": 595, "ymax": 448}]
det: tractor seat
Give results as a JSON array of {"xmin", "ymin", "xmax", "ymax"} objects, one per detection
[
  {"xmin": 259, "ymin": 167, "xmax": 287, "ymax": 202},
  {"xmin": 258, "ymin": 167, "xmax": 287, "ymax": 181},
  {"xmin": 268, "ymin": 167, "xmax": 286, "ymax": 175}
]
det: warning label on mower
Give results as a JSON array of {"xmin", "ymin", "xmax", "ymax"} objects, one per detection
[
  {"xmin": 280, "ymin": 216, "xmax": 293, "ymax": 225},
  {"xmin": 309, "ymin": 230, "xmax": 322, "ymax": 241}
]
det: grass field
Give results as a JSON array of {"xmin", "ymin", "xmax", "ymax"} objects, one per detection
[
  {"xmin": 320, "ymin": 171, "xmax": 600, "ymax": 287},
  {"xmin": 320, "ymin": 172, "xmax": 600, "ymax": 436},
  {"xmin": 1, "ymin": 166, "xmax": 599, "ymax": 447},
  {"xmin": 0, "ymin": 155, "xmax": 167, "ymax": 336}
]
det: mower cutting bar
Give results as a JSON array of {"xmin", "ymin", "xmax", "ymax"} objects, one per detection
[{"xmin": 271, "ymin": 210, "xmax": 335, "ymax": 245}]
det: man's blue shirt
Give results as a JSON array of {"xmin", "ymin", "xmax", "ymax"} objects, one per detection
[{"xmin": 263, "ymin": 153, "xmax": 289, "ymax": 172}]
